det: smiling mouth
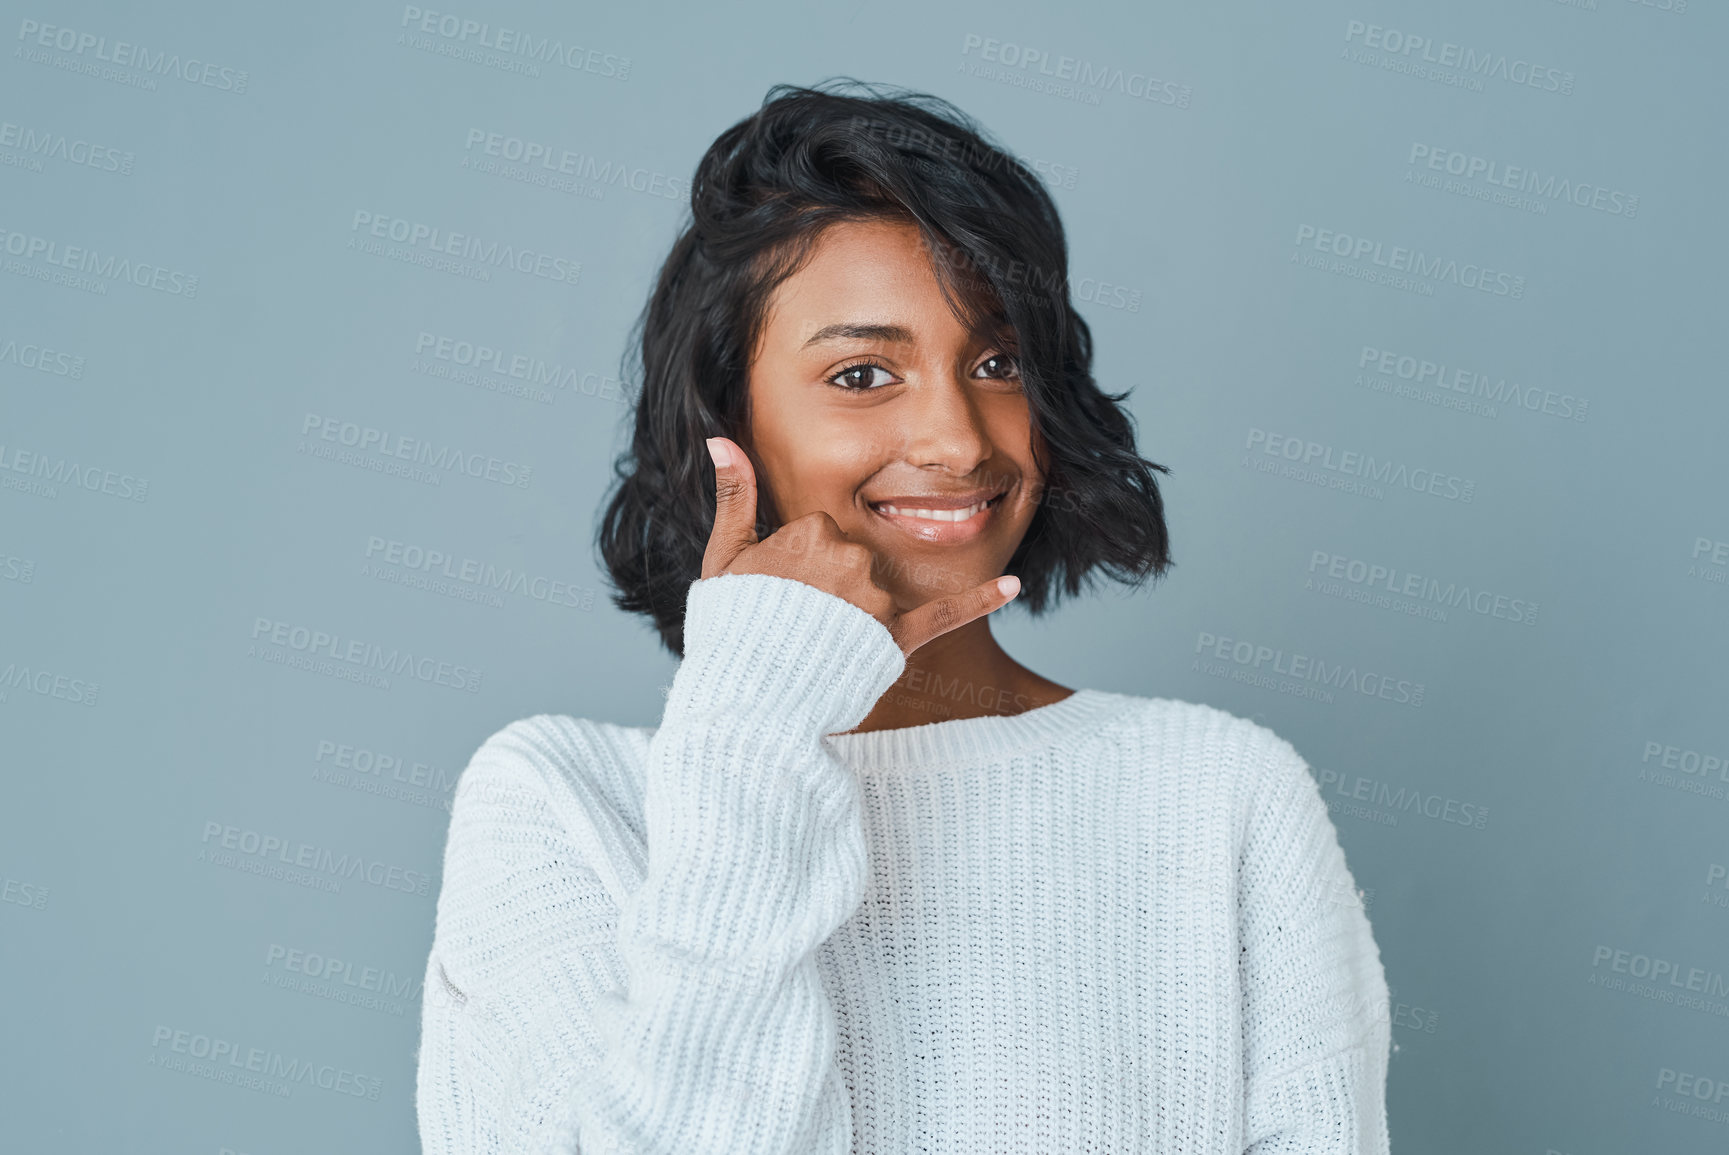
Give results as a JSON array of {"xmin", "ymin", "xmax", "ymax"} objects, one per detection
[
  {"xmin": 864, "ymin": 487, "xmax": 1010, "ymax": 546},
  {"xmin": 869, "ymin": 493, "xmax": 1004, "ymax": 522}
]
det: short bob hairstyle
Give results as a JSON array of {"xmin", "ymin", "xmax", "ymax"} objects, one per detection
[{"xmin": 597, "ymin": 78, "xmax": 1172, "ymax": 658}]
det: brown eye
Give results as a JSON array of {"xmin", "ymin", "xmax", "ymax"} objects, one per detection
[
  {"xmin": 976, "ymin": 353, "xmax": 1020, "ymax": 380},
  {"xmin": 827, "ymin": 361, "xmax": 895, "ymax": 391}
]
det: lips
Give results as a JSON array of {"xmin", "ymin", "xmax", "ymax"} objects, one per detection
[
  {"xmin": 872, "ymin": 496, "xmax": 998, "ymax": 521},
  {"xmin": 866, "ymin": 486, "xmax": 1008, "ymax": 542},
  {"xmin": 866, "ymin": 485, "xmax": 1006, "ymax": 513}
]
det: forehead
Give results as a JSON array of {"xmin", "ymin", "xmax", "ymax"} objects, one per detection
[
  {"xmin": 778, "ymin": 218, "xmax": 941, "ymax": 307},
  {"xmin": 764, "ymin": 218, "xmax": 1002, "ymax": 349}
]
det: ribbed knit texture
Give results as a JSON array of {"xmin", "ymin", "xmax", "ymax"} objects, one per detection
[{"xmin": 416, "ymin": 572, "xmax": 1393, "ymax": 1154}]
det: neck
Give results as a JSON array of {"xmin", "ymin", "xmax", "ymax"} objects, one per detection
[{"xmin": 845, "ymin": 617, "xmax": 1073, "ymax": 734}]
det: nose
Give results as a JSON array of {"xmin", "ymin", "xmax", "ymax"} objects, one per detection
[{"xmin": 897, "ymin": 372, "xmax": 991, "ymax": 477}]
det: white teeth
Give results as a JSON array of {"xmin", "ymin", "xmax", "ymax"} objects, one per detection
[{"xmin": 876, "ymin": 499, "xmax": 989, "ymax": 522}]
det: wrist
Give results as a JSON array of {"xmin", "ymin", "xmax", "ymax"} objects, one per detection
[{"xmin": 667, "ymin": 572, "xmax": 906, "ymax": 735}]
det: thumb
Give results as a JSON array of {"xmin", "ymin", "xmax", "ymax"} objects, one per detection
[{"xmin": 700, "ymin": 436, "xmax": 761, "ymax": 578}]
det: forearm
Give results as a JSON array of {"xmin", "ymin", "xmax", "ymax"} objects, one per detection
[
  {"xmin": 417, "ymin": 575, "xmax": 905, "ymax": 1154},
  {"xmin": 1239, "ymin": 733, "xmax": 1393, "ymax": 1154},
  {"xmin": 570, "ymin": 716, "xmax": 869, "ymax": 1152},
  {"xmin": 569, "ymin": 573, "xmax": 905, "ymax": 1154}
]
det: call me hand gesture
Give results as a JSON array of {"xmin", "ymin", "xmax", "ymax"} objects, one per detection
[{"xmin": 700, "ymin": 436, "xmax": 1020, "ymax": 659}]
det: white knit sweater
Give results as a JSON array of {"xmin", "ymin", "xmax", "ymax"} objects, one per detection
[{"xmin": 416, "ymin": 572, "xmax": 1393, "ymax": 1154}]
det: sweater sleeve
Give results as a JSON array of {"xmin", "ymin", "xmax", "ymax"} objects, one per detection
[
  {"xmin": 415, "ymin": 572, "xmax": 906, "ymax": 1155},
  {"xmin": 1236, "ymin": 734, "xmax": 1393, "ymax": 1155}
]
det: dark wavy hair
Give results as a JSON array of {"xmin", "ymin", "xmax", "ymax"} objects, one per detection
[{"xmin": 596, "ymin": 78, "xmax": 1172, "ymax": 657}]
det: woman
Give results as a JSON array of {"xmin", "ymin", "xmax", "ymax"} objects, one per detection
[{"xmin": 417, "ymin": 80, "xmax": 1392, "ymax": 1154}]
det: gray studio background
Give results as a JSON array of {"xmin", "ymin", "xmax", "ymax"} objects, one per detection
[{"xmin": 3, "ymin": 0, "xmax": 1726, "ymax": 1151}]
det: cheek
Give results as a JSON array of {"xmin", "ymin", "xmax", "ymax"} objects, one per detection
[
  {"xmin": 990, "ymin": 406, "xmax": 1043, "ymax": 489},
  {"xmin": 775, "ymin": 439, "xmax": 881, "ymax": 519}
]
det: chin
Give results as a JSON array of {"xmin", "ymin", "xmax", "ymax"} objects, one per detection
[{"xmin": 872, "ymin": 545, "xmax": 1001, "ymax": 603}]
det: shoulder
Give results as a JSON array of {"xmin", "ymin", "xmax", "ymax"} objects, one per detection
[
  {"xmin": 1091, "ymin": 693, "xmax": 1319, "ymax": 832},
  {"xmin": 445, "ymin": 714, "xmax": 652, "ymax": 879},
  {"xmin": 431, "ymin": 715, "xmax": 653, "ymax": 991},
  {"xmin": 1099, "ymin": 698, "xmax": 1365, "ymax": 927},
  {"xmin": 456, "ymin": 713, "xmax": 648, "ymax": 801},
  {"xmin": 464, "ymin": 711, "xmax": 649, "ymax": 764},
  {"xmin": 1093, "ymin": 692, "xmax": 1310, "ymax": 778}
]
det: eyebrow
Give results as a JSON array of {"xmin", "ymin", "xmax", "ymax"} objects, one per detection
[{"xmin": 801, "ymin": 322, "xmax": 917, "ymax": 349}]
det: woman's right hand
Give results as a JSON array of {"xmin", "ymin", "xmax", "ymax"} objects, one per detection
[{"xmin": 700, "ymin": 436, "xmax": 1019, "ymax": 659}]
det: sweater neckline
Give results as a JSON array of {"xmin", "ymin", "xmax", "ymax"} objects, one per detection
[{"xmin": 822, "ymin": 687, "xmax": 1135, "ymax": 772}]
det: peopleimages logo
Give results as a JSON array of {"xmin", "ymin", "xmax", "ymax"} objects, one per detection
[
  {"xmin": 198, "ymin": 820, "xmax": 434, "ymax": 897},
  {"xmin": 1356, "ymin": 344, "xmax": 1588, "ymax": 423},
  {"xmin": 248, "ymin": 616, "xmax": 484, "ymax": 694},
  {"xmin": 315, "ymin": 737, "xmax": 459, "ymax": 795},
  {"xmin": 1589, "ymin": 944, "xmax": 1729, "ymax": 998},
  {"xmin": 363, "ymin": 535, "xmax": 597, "ymax": 611},
  {"xmin": 958, "ymin": 33, "xmax": 1192, "ymax": 108},
  {"xmin": 1342, "ymin": 20, "xmax": 1575, "ymax": 95},
  {"xmin": 1245, "ymin": 427, "xmax": 1476, "ymax": 503},
  {"xmin": 15, "ymin": 19, "xmax": 250, "ymax": 93},
  {"xmin": 1638, "ymin": 737, "xmax": 1729, "ymax": 803},
  {"xmin": 1193, "ymin": 630, "xmax": 1426, "ymax": 708},
  {"xmin": 0, "ymin": 442, "xmax": 148, "ymax": 502},
  {"xmin": 1407, "ymin": 144, "xmax": 1637, "ymax": 218},
  {"xmin": 0, "ymin": 117, "xmax": 134, "ymax": 175},
  {"xmin": 263, "ymin": 942, "xmax": 423, "ymax": 1015},
  {"xmin": 299, "ymin": 412, "xmax": 532, "ymax": 490},
  {"xmin": 311, "ymin": 734, "xmax": 459, "ymax": 814},
  {"xmin": 0, "ymin": 543, "xmax": 34, "ymax": 585},
  {"xmin": 462, "ymin": 130, "xmax": 685, "ymax": 201},
  {"xmin": 266, "ymin": 943, "xmax": 421, "ymax": 998},
  {"xmin": 847, "ymin": 115, "xmax": 1080, "ymax": 191},
  {"xmin": 1294, "ymin": 224, "xmax": 1525, "ymax": 299},
  {"xmin": 1706, "ymin": 863, "xmax": 1729, "ymax": 908},
  {"xmin": 0, "ymin": 657, "xmax": 100, "ymax": 706},
  {"xmin": 1306, "ymin": 550, "xmax": 1539, "ymax": 627},
  {"xmin": 412, "ymin": 330, "xmax": 631, "ymax": 404},
  {"xmin": 398, "ymin": 6, "xmax": 630, "ymax": 79},
  {"xmin": 1642, "ymin": 741, "xmax": 1728, "ymax": 783},
  {"xmin": 1, "ymin": 869, "xmax": 49, "ymax": 910},
  {"xmin": 148, "ymin": 1025, "xmax": 381, "ymax": 1100},
  {"xmin": 1691, "ymin": 536, "xmax": 1729, "ymax": 587},
  {"xmin": 0, "ymin": 333, "xmax": 85, "ymax": 378},
  {"xmin": 348, "ymin": 210, "xmax": 580, "ymax": 286},
  {"xmin": 0, "ymin": 224, "xmax": 199, "ymax": 296},
  {"xmin": 0, "ymin": 550, "xmax": 35, "ymax": 584},
  {"xmin": 1315, "ymin": 767, "xmax": 1490, "ymax": 830},
  {"xmin": 1654, "ymin": 1067, "xmax": 1729, "ymax": 1123}
]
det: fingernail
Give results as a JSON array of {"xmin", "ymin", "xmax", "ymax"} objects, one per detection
[
  {"xmin": 997, "ymin": 575, "xmax": 1020, "ymax": 598},
  {"xmin": 706, "ymin": 438, "xmax": 730, "ymax": 468}
]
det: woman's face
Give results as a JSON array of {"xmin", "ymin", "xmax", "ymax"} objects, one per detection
[{"xmin": 745, "ymin": 216, "xmax": 1044, "ymax": 613}]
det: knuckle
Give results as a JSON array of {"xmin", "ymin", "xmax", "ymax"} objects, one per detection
[
  {"xmin": 786, "ymin": 511, "xmax": 829, "ymax": 542},
  {"xmin": 800, "ymin": 510, "xmax": 840, "ymax": 533},
  {"xmin": 928, "ymin": 598, "xmax": 961, "ymax": 634}
]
